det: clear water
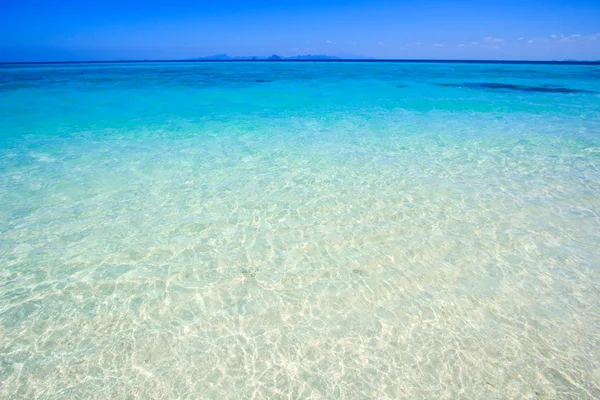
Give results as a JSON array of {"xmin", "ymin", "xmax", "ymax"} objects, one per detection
[{"xmin": 1, "ymin": 62, "xmax": 599, "ymax": 398}]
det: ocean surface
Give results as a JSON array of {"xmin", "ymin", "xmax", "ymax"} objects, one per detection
[{"xmin": 0, "ymin": 61, "xmax": 599, "ymax": 399}]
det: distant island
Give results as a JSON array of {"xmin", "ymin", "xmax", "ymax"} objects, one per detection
[
  {"xmin": 185, "ymin": 54, "xmax": 600, "ymax": 63},
  {"xmin": 187, "ymin": 54, "xmax": 348, "ymax": 61}
]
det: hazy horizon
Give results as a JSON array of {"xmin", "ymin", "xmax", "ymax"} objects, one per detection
[
  {"xmin": 2, "ymin": 0, "xmax": 599, "ymax": 62},
  {"xmin": 2, "ymin": 52, "xmax": 600, "ymax": 64}
]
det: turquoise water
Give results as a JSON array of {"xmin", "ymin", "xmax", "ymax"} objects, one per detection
[{"xmin": 1, "ymin": 61, "xmax": 599, "ymax": 398}]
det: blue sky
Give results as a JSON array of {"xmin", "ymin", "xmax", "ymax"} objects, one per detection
[{"xmin": 1, "ymin": 0, "xmax": 599, "ymax": 61}]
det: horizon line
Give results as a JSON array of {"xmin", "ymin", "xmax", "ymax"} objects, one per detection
[{"xmin": 2, "ymin": 58, "xmax": 599, "ymax": 65}]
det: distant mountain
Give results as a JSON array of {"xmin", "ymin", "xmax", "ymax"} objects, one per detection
[
  {"xmin": 193, "ymin": 54, "xmax": 233, "ymax": 60},
  {"xmin": 187, "ymin": 54, "xmax": 347, "ymax": 61},
  {"xmin": 287, "ymin": 54, "xmax": 340, "ymax": 60},
  {"xmin": 332, "ymin": 52, "xmax": 375, "ymax": 60}
]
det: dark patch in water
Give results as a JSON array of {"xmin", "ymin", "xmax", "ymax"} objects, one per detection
[
  {"xmin": 396, "ymin": 84, "xmax": 408, "ymax": 88},
  {"xmin": 253, "ymin": 79, "xmax": 269, "ymax": 83},
  {"xmin": 439, "ymin": 82, "xmax": 595, "ymax": 94}
]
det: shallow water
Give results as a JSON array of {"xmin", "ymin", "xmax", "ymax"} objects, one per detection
[{"xmin": 1, "ymin": 61, "xmax": 599, "ymax": 398}]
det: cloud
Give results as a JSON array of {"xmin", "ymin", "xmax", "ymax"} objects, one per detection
[
  {"xmin": 458, "ymin": 44, "xmax": 466, "ymax": 48},
  {"xmin": 432, "ymin": 43, "xmax": 445, "ymax": 47},
  {"xmin": 378, "ymin": 42, "xmax": 383, "ymax": 46},
  {"xmin": 494, "ymin": 32, "xmax": 599, "ymax": 46},
  {"xmin": 325, "ymin": 40, "xmax": 336, "ymax": 44},
  {"xmin": 557, "ymin": 33, "xmax": 587, "ymax": 43},
  {"xmin": 463, "ymin": 37, "xmax": 504, "ymax": 49},
  {"xmin": 483, "ymin": 36, "xmax": 505, "ymax": 44}
]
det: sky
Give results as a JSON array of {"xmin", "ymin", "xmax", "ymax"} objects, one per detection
[{"xmin": 1, "ymin": 0, "xmax": 599, "ymax": 62}]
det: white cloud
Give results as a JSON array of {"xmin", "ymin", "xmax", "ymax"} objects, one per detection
[
  {"xmin": 378, "ymin": 42, "xmax": 383, "ymax": 46},
  {"xmin": 464, "ymin": 37, "xmax": 505, "ymax": 48},
  {"xmin": 517, "ymin": 32, "xmax": 599, "ymax": 45},
  {"xmin": 325, "ymin": 39, "xmax": 336, "ymax": 44},
  {"xmin": 458, "ymin": 44, "xmax": 466, "ymax": 47},
  {"xmin": 518, "ymin": 37, "xmax": 524, "ymax": 41},
  {"xmin": 557, "ymin": 33, "xmax": 589, "ymax": 43},
  {"xmin": 555, "ymin": 33, "xmax": 581, "ymax": 43},
  {"xmin": 433, "ymin": 43, "xmax": 445, "ymax": 47},
  {"xmin": 483, "ymin": 36, "xmax": 505, "ymax": 44}
]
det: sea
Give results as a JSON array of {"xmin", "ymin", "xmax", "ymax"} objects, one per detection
[{"xmin": 1, "ymin": 61, "xmax": 599, "ymax": 398}]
